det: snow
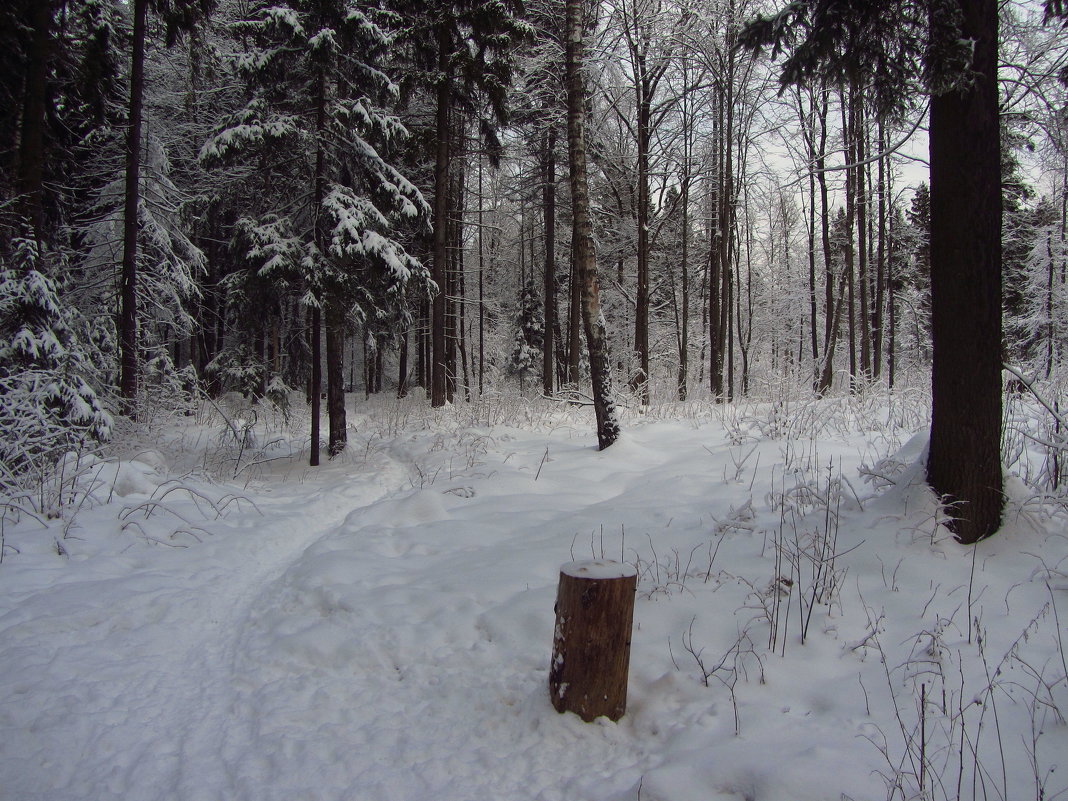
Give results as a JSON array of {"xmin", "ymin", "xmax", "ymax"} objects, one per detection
[
  {"xmin": 561, "ymin": 559, "xmax": 637, "ymax": 579},
  {"xmin": 1, "ymin": 396, "xmax": 1066, "ymax": 801}
]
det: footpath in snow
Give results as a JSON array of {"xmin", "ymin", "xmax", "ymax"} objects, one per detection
[{"xmin": 1, "ymin": 397, "xmax": 1066, "ymax": 801}]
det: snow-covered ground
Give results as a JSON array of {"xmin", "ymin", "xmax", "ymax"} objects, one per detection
[{"xmin": 1, "ymin": 393, "xmax": 1066, "ymax": 801}]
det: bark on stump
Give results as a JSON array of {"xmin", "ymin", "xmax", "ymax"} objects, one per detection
[{"xmin": 549, "ymin": 560, "xmax": 637, "ymax": 722}]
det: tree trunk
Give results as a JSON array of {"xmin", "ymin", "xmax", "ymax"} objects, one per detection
[
  {"xmin": 842, "ymin": 87, "xmax": 857, "ymax": 387},
  {"xmin": 119, "ymin": 0, "xmax": 149, "ymax": 413},
  {"xmin": 456, "ymin": 178, "xmax": 472, "ymax": 402},
  {"xmin": 873, "ymin": 118, "xmax": 887, "ymax": 378},
  {"xmin": 803, "ymin": 90, "xmax": 819, "ymax": 374},
  {"xmin": 678, "ymin": 160, "xmax": 691, "ymax": 401},
  {"xmin": 446, "ymin": 147, "xmax": 464, "ymax": 401},
  {"xmin": 818, "ymin": 263, "xmax": 849, "ymax": 395},
  {"xmin": 477, "ymin": 156, "xmax": 486, "ymax": 395},
  {"xmin": 543, "ymin": 128, "xmax": 557, "ymax": 397},
  {"xmin": 855, "ymin": 89, "xmax": 871, "ymax": 380},
  {"xmin": 709, "ymin": 101, "xmax": 724, "ymax": 397},
  {"xmin": 398, "ymin": 328, "xmax": 409, "ymax": 398},
  {"xmin": 16, "ymin": 0, "xmax": 52, "ymax": 248},
  {"xmin": 325, "ymin": 307, "xmax": 346, "ymax": 456},
  {"xmin": 817, "ymin": 85, "xmax": 833, "ymax": 362},
  {"xmin": 632, "ymin": 61, "xmax": 652, "ymax": 402},
  {"xmin": 310, "ymin": 307, "xmax": 321, "ymax": 466},
  {"xmin": 926, "ymin": 0, "xmax": 1003, "ymax": 543},
  {"xmin": 549, "ymin": 560, "xmax": 636, "ymax": 722},
  {"xmin": 566, "ymin": 0, "xmax": 619, "ymax": 449},
  {"xmin": 431, "ymin": 25, "xmax": 451, "ymax": 408},
  {"xmin": 567, "ymin": 239, "xmax": 581, "ymax": 385},
  {"xmin": 888, "ymin": 211, "xmax": 896, "ymax": 389}
]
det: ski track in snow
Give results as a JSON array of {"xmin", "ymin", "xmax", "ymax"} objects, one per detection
[
  {"xmin": 3, "ymin": 413, "xmax": 1066, "ymax": 801},
  {"xmin": 0, "ymin": 442, "xmax": 419, "ymax": 801},
  {"xmin": 0, "ymin": 429, "xmax": 667, "ymax": 801}
]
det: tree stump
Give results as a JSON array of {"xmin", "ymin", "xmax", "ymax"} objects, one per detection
[{"xmin": 549, "ymin": 559, "xmax": 637, "ymax": 722}]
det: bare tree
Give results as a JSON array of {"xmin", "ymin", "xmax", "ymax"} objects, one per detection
[{"xmin": 566, "ymin": 0, "xmax": 621, "ymax": 449}]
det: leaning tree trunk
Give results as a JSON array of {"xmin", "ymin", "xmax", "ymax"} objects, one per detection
[
  {"xmin": 926, "ymin": 0, "xmax": 1003, "ymax": 544},
  {"xmin": 566, "ymin": 0, "xmax": 619, "ymax": 450},
  {"xmin": 119, "ymin": 0, "xmax": 148, "ymax": 413}
]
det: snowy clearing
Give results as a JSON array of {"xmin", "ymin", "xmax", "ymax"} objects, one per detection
[{"xmin": 1, "ymin": 394, "xmax": 1066, "ymax": 801}]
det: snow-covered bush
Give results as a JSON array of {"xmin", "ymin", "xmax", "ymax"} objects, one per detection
[{"xmin": 0, "ymin": 239, "xmax": 112, "ymax": 491}]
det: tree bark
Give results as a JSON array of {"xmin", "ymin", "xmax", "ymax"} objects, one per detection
[
  {"xmin": 398, "ymin": 327, "xmax": 409, "ymax": 398},
  {"xmin": 678, "ymin": 137, "xmax": 691, "ymax": 400},
  {"xmin": 926, "ymin": 0, "xmax": 1003, "ymax": 543},
  {"xmin": 873, "ymin": 118, "xmax": 887, "ymax": 378},
  {"xmin": 310, "ymin": 307, "xmax": 321, "ymax": 466},
  {"xmin": 119, "ymin": 0, "xmax": 149, "ymax": 413},
  {"xmin": 567, "ymin": 233, "xmax": 581, "ymax": 385},
  {"xmin": 549, "ymin": 560, "xmax": 636, "ymax": 722},
  {"xmin": 543, "ymin": 128, "xmax": 557, "ymax": 397},
  {"xmin": 325, "ymin": 307, "xmax": 346, "ymax": 456},
  {"xmin": 855, "ymin": 90, "xmax": 871, "ymax": 380},
  {"xmin": 431, "ymin": 24, "xmax": 451, "ymax": 408},
  {"xmin": 566, "ymin": 0, "xmax": 619, "ymax": 449},
  {"xmin": 16, "ymin": 0, "xmax": 52, "ymax": 248}
]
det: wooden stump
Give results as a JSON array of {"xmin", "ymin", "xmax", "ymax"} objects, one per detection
[{"xmin": 549, "ymin": 559, "xmax": 637, "ymax": 722}]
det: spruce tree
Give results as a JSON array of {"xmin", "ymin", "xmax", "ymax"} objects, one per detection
[
  {"xmin": 390, "ymin": 0, "xmax": 530, "ymax": 407},
  {"xmin": 0, "ymin": 238, "xmax": 111, "ymax": 485},
  {"xmin": 508, "ymin": 277, "xmax": 544, "ymax": 388},
  {"xmin": 202, "ymin": 0, "xmax": 430, "ymax": 461}
]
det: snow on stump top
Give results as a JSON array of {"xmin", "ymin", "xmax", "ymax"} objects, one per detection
[
  {"xmin": 560, "ymin": 559, "xmax": 637, "ymax": 580},
  {"xmin": 549, "ymin": 560, "xmax": 637, "ymax": 722}
]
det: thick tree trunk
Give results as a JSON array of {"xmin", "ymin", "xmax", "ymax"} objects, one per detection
[
  {"xmin": 549, "ymin": 560, "xmax": 636, "ymax": 722},
  {"xmin": 119, "ymin": 0, "xmax": 148, "ymax": 413},
  {"xmin": 566, "ymin": 0, "xmax": 619, "ymax": 449},
  {"xmin": 16, "ymin": 0, "xmax": 52, "ymax": 248},
  {"xmin": 567, "ymin": 240, "xmax": 581, "ymax": 385},
  {"xmin": 927, "ymin": 0, "xmax": 1003, "ymax": 543}
]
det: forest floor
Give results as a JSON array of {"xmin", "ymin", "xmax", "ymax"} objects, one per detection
[{"xmin": 1, "ymin": 390, "xmax": 1066, "ymax": 801}]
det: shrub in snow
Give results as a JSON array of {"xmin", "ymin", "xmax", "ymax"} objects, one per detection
[{"xmin": 0, "ymin": 239, "xmax": 112, "ymax": 486}]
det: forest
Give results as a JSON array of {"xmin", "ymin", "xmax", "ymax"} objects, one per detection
[
  {"xmin": 2, "ymin": 0, "xmax": 1068, "ymax": 523},
  {"xmin": 2, "ymin": 0, "xmax": 1068, "ymax": 799}
]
